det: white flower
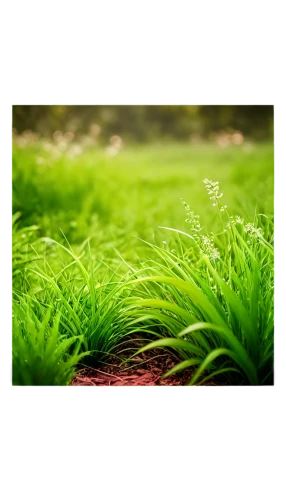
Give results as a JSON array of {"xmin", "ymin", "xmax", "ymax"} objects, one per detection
[
  {"xmin": 181, "ymin": 198, "xmax": 202, "ymax": 235},
  {"xmin": 181, "ymin": 195, "xmax": 219, "ymax": 260},
  {"xmin": 203, "ymin": 179, "xmax": 226, "ymax": 211},
  {"xmin": 227, "ymin": 215, "xmax": 244, "ymax": 227},
  {"xmin": 244, "ymin": 223, "xmax": 263, "ymax": 239},
  {"xmin": 200, "ymin": 235, "xmax": 220, "ymax": 260}
]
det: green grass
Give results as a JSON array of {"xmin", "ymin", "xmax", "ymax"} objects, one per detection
[
  {"xmin": 127, "ymin": 208, "xmax": 274, "ymax": 385},
  {"xmin": 13, "ymin": 141, "xmax": 273, "ymax": 249},
  {"xmin": 12, "ymin": 139, "xmax": 274, "ymax": 385},
  {"xmin": 12, "ymin": 295, "xmax": 87, "ymax": 385},
  {"xmin": 12, "ymin": 212, "xmax": 40, "ymax": 287}
]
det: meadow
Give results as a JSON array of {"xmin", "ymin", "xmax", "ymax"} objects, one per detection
[{"xmin": 12, "ymin": 135, "xmax": 274, "ymax": 385}]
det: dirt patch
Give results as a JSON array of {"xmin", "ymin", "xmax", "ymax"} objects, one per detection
[
  {"xmin": 72, "ymin": 356, "xmax": 192, "ymax": 387},
  {"xmin": 71, "ymin": 350, "xmax": 195, "ymax": 386}
]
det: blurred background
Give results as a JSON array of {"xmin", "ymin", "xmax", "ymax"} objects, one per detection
[
  {"xmin": 12, "ymin": 105, "xmax": 274, "ymax": 266},
  {"xmin": 13, "ymin": 105, "xmax": 273, "ymax": 143}
]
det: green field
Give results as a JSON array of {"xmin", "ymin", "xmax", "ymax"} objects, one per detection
[{"xmin": 12, "ymin": 139, "xmax": 274, "ymax": 385}]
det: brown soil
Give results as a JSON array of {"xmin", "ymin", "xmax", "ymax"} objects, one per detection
[{"xmin": 71, "ymin": 348, "xmax": 196, "ymax": 386}]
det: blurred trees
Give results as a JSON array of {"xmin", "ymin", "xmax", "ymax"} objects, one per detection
[{"xmin": 13, "ymin": 105, "xmax": 273, "ymax": 141}]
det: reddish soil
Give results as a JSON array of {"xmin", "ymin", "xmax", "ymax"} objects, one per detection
[
  {"xmin": 71, "ymin": 349, "xmax": 195, "ymax": 386},
  {"xmin": 72, "ymin": 355, "xmax": 192, "ymax": 387}
]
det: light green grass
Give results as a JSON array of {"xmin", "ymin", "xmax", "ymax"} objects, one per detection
[
  {"xmin": 12, "ymin": 140, "xmax": 274, "ymax": 385},
  {"xmin": 13, "ymin": 141, "xmax": 273, "ymax": 247}
]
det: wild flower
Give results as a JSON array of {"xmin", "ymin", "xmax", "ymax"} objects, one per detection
[
  {"xmin": 203, "ymin": 178, "xmax": 227, "ymax": 212},
  {"xmin": 244, "ymin": 223, "xmax": 263, "ymax": 239},
  {"xmin": 181, "ymin": 199, "xmax": 220, "ymax": 260},
  {"xmin": 226, "ymin": 215, "xmax": 244, "ymax": 228},
  {"xmin": 200, "ymin": 235, "xmax": 220, "ymax": 260},
  {"xmin": 180, "ymin": 199, "xmax": 202, "ymax": 235}
]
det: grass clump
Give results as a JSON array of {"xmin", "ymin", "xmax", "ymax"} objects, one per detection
[
  {"xmin": 128, "ymin": 180, "xmax": 274, "ymax": 385},
  {"xmin": 12, "ymin": 237, "xmax": 150, "ymax": 384},
  {"xmin": 12, "ymin": 295, "xmax": 87, "ymax": 386},
  {"xmin": 12, "ymin": 212, "xmax": 40, "ymax": 286}
]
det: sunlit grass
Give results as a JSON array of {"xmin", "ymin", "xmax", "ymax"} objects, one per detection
[
  {"xmin": 12, "ymin": 141, "xmax": 274, "ymax": 385},
  {"xmin": 12, "ymin": 295, "xmax": 87, "ymax": 386},
  {"xmin": 127, "ymin": 181, "xmax": 274, "ymax": 385}
]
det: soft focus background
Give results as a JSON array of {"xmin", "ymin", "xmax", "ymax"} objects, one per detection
[
  {"xmin": 12, "ymin": 105, "xmax": 274, "ymax": 267},
  {"xmin": 13, "ymin": 105, "xmax": 273, "ymax": 141}
]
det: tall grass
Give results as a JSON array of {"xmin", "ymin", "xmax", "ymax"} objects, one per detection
[
  {"xmin": 128, "ymin": 180, "xmax": 274, "ymax": 385},
  {"xmin": 12, "ymin": 295, "xmax": 87, "ymax": 385},
  {"xmin": 12, "ymin": 237, "xmax": 156, "ymax": 384},
  {"xmin": 12, "ymin": 212, "xmax": 39, "ymax": 286}
]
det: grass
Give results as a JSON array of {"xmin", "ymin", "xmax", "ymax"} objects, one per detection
[
  {"xmin": 127, "ymin": 205, "xmax": 274, "ymax": 385},
  {"xmin": 12, "ymin": 212, "xmax": 40, "ymax": 286},
  {"xmin": 12, "ymin": 138, "xmax": 274, "ymax": 385},
  {"xmin": 12, "ymin": 294, "xmax": 87, "ymax": 385},
  {"xmin": 13, "ymin": 141, "xmax": 273, "ymax": 249}
]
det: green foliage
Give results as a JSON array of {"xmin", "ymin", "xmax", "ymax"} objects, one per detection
[
  {"xmin": 12, "ymin": 140, "xmax": 274, "ymax": 385},
  {"xmin": 12, "ymin": 212, "xmax": 39, "ymax": 283},
  {"xmin": 12, "ymin": 237, "xmax": 154, "ymax": 385},
  {"xmin": 12, "ymin": 296, "xmax": 87, "ymax": 386},
  {"xmin": 12, "ymin": 141, "xmax": 274, "ymax": 251},
  {"xmin": 127, "ymin": 183, "xmax": 274, "ymax": 385}
]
